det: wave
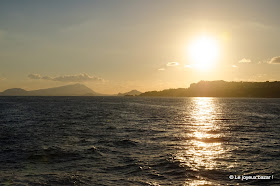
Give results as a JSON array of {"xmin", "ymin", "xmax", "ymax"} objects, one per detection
[
  {"xmin": 27, "ymin": 146, "xmax": 82, "ymax": 163},
  {"xmin": 113, "ymin": 139, "xmax": 139, "ymax": 148}
]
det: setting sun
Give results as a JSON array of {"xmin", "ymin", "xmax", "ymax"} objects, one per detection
[{"xmin": 188, "ymin": 36, "xmax": 220, "ymax": 70}]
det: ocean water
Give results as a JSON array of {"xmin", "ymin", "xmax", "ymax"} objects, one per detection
[{"xmin": 0, "ymin": 97, "xmax": 279, "ymax": 185}]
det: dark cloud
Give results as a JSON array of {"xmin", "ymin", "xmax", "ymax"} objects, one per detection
[
  {"xmin": 269, "ymin": 56, "xmax": 280, "ymax": 64},
  {"xmin": 28, "ymin": 73, "xmax": 104, "ymax": 82},
  {"xmin": 28, "ymin": 74, "xmax": 41, "ymax": 79}
]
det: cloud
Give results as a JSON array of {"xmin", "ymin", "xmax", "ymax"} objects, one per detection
[
  {"xmin": 0, "ymin": 77, "xmax": 6, "ymax": 81},
  {"xmin": 28, "ymin": 74, "xmax": 42, "ymax": 79},
  {"xmin": 28, "ymin": 73, "xmax": 104, "ymax": 82},
  {"xmin": 232, "ymin": 65, "xmax": 238, "ymax": 68},
  {"xmin": 269, "ymin": 56, "xmax": 280, "ymax": 64},
  {"xmin": 238, "ymin": 58, "xmax": 251, "ymax": 63},
  {"xmin": 52, "ymin": 74, "xmax": 103, "ymax": 82},
  {"xmin": 166, "ymin": 62, "xmax": 179, "ymax": 66}
]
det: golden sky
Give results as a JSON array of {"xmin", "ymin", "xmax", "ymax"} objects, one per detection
[{"xmin": 1, "ymin": 0, "xmax": 280, "ymax": 94}]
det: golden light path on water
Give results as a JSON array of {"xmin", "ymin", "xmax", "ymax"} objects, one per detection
[{"xmin": 175, "ymin": 98, "xmax": 226, "ymax": 185}]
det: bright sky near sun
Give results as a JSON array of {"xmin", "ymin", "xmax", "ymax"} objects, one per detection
[{"xmin": 1, "ymin": 0, "xmax": 280, "ymax": 94}]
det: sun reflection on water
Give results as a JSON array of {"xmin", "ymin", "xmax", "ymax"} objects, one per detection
[{"xmin": 175, "ymin": 98, "xmax": 226, "ymax": 185}]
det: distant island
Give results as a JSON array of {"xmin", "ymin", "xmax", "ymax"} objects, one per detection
[
  {"xmin": 117, "ymin": 90, "xmax": 142, "ymax": 96},
  {"xmin": 0, "ymin": 84, "xmax": 142, "ymax": 97},
  {"xmin": 139, "ymin": 80, "xmax": 280, "ymax": 98},
  {"xmin": 0, "ymin": 84, "xmax": 105, "ymax": 96}
]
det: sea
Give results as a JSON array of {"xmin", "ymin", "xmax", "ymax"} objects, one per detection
[{"xmin": 0, "ymin": 97, "xmax": 279, "ymax": 185}]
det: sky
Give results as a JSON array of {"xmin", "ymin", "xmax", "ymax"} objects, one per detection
[{"xmin": 1, "ymin": 0, "xmax": 280, "ymax": 94}]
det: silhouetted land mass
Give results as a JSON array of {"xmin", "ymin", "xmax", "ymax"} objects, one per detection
[
  {"xmin": 139, "ymin": 80, "xmax": 280, "ymax": 98},
  {"xmin": 117, "ymin": 90, "xmax": 142, "ymax": 96},
  {"xmin": 0, "ymin": 84, "xmax": 106, "ymax": 96}
]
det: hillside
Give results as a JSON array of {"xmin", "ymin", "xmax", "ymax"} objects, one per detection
[
  {"xmin": 0, "ymin": 88, "xmax": 28, "ymax": 96},
  {"xmin": 139, "ymin": 80, "xmax": 280, "ymax": 98}
]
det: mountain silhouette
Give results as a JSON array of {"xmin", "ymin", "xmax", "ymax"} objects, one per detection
[
  {"xmin": 117, "ymin": 90, "xmax": 142, "ymax": 96},
  {"xmin": 1, "ymin": 88, "xmax": 28, "ymax": 96},
  {"xmin": 0, "ymin": 84, "xmax": 105, "ymax": 96},
  {"xmin": 139, "ymin": 80, "xmax": 280, "ymax": 98}
]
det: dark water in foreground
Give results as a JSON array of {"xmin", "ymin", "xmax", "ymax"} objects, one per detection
[{"xmin": 0, "ymin": 97, "xmax": 279, "ymax": 185}]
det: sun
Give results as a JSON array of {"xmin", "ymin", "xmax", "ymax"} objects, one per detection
[{"xmin": 188, "ymin": 36, "xmax": 220, "ymax": 70}]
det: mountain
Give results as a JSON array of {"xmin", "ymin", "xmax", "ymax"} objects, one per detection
[
  {"xmin": 1, "ymin": 88, "xmax": 28, "ymax": 96},
  {"xmin": 0, "ymin": 84, "xmax": 105, "ymax": 96},
  {"xmin": 117, "ymin": 90, "xmax": 142, "ymax": 96},
  {"xmin": 28, "ymin": 83, "xmax": 99, "ymax": 96}
]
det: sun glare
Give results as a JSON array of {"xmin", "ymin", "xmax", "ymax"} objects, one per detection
[{"xmin": 188, "ymin": 36, "xmax": 220, "ymax": 70}]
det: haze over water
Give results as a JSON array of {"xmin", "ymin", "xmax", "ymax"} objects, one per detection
[{"xmin": 1, "ymin": 97, "xmax": 279, "ymax": 185}]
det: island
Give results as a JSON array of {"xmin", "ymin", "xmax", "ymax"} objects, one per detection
[{"xmin": 0, "ymin": 84, "xmax": 106, "ymax": 96}]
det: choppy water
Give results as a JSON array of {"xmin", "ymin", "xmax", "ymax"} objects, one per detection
[{"xmin": 0, "ymin": 97, "xmax": 279, "ymax": 185}]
